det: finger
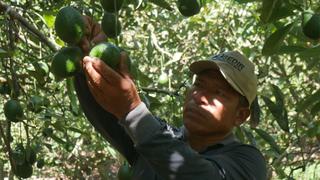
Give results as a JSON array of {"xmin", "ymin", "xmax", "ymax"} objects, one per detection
[
  {"xmin": 92, "ymin": 22, "xmax": 103, "ymax": 37},
  {"xmin": 89, "ymin": 57, "xmax": 123, "ymax": 84},
  {"xmin": 118, "ymin": 52, "xmax": 131, "ymax": 78},
  {"xmin": 83, "ymin": 60, "xmax": 111, "ymax": 90},
  {"xmin": 78, "ymin": 39, "xmax": 90, "ymax": 55},
  {"xmin": 82, "ymin": 15, "xmax": 93, "ymax": 36},
  {"xmin": 86, "ymin": 77, "xmax": 107, "ymax": 106},
  {"xmin": 91, "ymin": 33, "xmax": 107, "ymax": 44}
]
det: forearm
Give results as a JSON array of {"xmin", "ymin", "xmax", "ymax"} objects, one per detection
[{"xmin": 74, "ymin": 73, "xmax": 138, "ymax": 164}]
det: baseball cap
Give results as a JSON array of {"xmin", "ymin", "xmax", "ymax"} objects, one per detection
[{"xmin": 189, "ymin": 51, "xmax": 258, "ymax": 106}]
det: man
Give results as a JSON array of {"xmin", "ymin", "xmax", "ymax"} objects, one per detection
[{"xmin": 75, "ymin": 18, "xmax": 267, "ymax": 180}]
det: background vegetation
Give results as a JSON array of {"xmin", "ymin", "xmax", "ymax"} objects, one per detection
[{"xmin": 0, "ymin": 0, "xmax": 320, "ymax": 179}]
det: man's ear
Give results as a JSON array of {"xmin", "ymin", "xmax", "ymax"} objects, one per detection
[{"xmin": 234, "ymin": 107, "xmax": 250, "ymax": 126}]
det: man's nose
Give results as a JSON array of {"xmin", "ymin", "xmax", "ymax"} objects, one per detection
[{"xmin": 192, "ymin": 90, "xmax": 209, "ymax": 105}]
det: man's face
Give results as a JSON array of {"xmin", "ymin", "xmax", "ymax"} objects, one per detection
[{"xmin": 183, "ymin": 69, "xmax": 244, "ymax": 137}]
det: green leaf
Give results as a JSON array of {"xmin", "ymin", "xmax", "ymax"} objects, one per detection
[
  {"xmin": 271, "ymin": 84, "xmax": 284, "ymax": 107},
  {"xmin": 235, "ymin": 126, "xmax": 246, "ymax": 142},
  {"xmin": 43, "ymin": 12, "xmax": 56, "ymax": 29},
  {"xmin": 139, "ymin": 92, "xmax": 150, "ymax": 108},
  {"xmin": 149, "ymin": 0, "xmax": 173, "ymax": 11},
  {"xmin": 66, "ymin": 77, "xmax": 80, "ymax": 116},
  {"xmin": 243, "ymin": 127, "xmax": 257, "ymax": 146},
  {"xmin": 68, "ymin": 127, "xmax": 85, "ymax": 135},
  {"xmin": 147, "ymin": 30, "xmax": 154, "ymax": 61},
  {"xmin": 254, "ymin": 128, "xmax": 282, "ymax": 154},
  {"xmin": 262, "ymin": 96, "xmax": 289, "ymax": 132},
  {"xmin": 274, "ymin": 166, "xmax": 287, "ymax": 179},
  {"xmin": 146, "ymin": 94, "xmax": 162, "ymax": 111},
  {"xmin": 0, "ymin": 48, "xmax": 12, "ymax": 58},
  {"xmin": 0, "ymin": 48, "xmax": 7, "ymax": 56},
  {"xmin": 51, "ymin": 134, "xmax": 67, "ymax": 145},
  {"xmin": 277, "ymin": 45, "xmax": 307, "ymax": 55},
  {"xmin": 298, "ymin": 46, "xmax": 320, "ymax": 58},
  {"xmin": 296, "ymin": 90, "xmax": 320, "ymax": 112},
  {"xmin": 267, "ymin": 0, "xmax": 295, "ymax": 23},
  {"xmin": 311, "ymin": 101, "xmax": 320, "ymax": 116},
  {"xmin": 262, "ymin": 22, "xmax": 294, "ymax": 56},
  {"xmin": 250, "ymin": 97, "xmax": 261, "ymax": 128},
  {"xmin": 234, "ymin": 0, "xmax": 258, "ymax": 4},
  {"xmin": 260, "ymin": 0, "xmax": 278, "ymax": 23},
  {"xmin": 134, "ymin": 0, "xmax": 144, "ymax": 9}
]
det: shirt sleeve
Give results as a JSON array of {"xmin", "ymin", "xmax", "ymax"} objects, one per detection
[
  {"xmin": 73, "ymin": 73, "xmax": 138, "ymax": 164},
  {"xmin": 119, "ymin": 103, "xmax": 225, "ymax": 180}
]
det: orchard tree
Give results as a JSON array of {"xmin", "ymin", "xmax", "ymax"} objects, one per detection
[{"xmin": 0, "ymin": 0, "xmax": 320, "ymax": 179}]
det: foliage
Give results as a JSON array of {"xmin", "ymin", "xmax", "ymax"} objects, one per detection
[{"xmin": 0, "ymin": 0, "xmax": 320, "ymax": 179}]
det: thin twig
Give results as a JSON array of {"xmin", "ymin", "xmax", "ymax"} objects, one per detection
[
  {"xmin": 0, "ymin": 1, "xmax": 57, "ymax": 52},
  {"xmin": 141, "ymin": 87, "xmax": 180, "ymax": 97}
]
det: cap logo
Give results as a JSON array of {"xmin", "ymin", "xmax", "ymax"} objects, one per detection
[{"xmin": 212, "ymin": 54, "xmax": 245, "ymax": 71}]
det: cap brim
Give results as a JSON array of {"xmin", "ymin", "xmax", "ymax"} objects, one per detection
[
  {"xmin": 189, "ymin": 60, "xmax": 219, "ymax": 74},
  {"xmin": 189, "ymin": 60, "xmax": 245, "ymax": 97}
]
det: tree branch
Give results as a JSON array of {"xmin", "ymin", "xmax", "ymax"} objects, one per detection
[
  {"xmin": 0, "ymin": 123, "xmax": 14, "ymax": 170},
  {"xmin": 0, "ymin": 1, "xmax": 58, "ymax": 52},
  {"xmin": 141, "ymin": 87, "xmax": 180, "ymax": 96}
]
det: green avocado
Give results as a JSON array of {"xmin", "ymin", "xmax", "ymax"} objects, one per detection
[
  {"xmin": 100, "ymin": 0, "xmax": 124, "ymax": 13},
  {"xmin": 89, "ymin": 42, "xmax": 121, "ymax": 69},
  {"xmin": 302, "ymin": 11, "xmax": 320, "ymax": 40},
  {"xmin": 4, "ymin": 99, "xmax": 23, "ymax": 122},
  {"xmin": 51, "ymin": 47, "xmax": 83, "ymax": 79},
  {"xmin": 101, "ymin": 12, "xmax": 122, "ymax": 38},
  {"xmin": 177, "ymin": 0, "xmax": 201, "ymax": 17},
  {"xmin": 54, "ymin": 6, "xmax": 85, "ymax": 44}
]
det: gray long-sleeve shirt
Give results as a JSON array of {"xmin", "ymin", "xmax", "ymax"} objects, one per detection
[{"xmin": 74, "ymin": 74, "xmax": 267, "ymax": 180}]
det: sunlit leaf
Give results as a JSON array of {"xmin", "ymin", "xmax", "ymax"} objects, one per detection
[{"xmin": 43, "ymin": 12, "xmax": 56, "ymax": 29}]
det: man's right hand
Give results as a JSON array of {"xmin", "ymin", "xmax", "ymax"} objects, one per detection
[{"xmin": 82, "ymin": 52, "xmax": 142, "ymax": 120}]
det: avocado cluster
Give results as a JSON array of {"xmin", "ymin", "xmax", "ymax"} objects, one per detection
[
  {"xmin": 52, "ymin": 1, "xmax": 135, "ymax": 81},
  {"xmin": 100, "ymin": 0, "xmax": 123, "ymax": 38},
  {"xmin": 11, "ymin": 144, "xmax": 41, "ymax": 179},
  {"xmin": 53, "ymin": 6, "xmax": 85, "ymax": 80}
]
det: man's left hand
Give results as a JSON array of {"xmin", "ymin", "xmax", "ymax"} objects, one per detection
[{"xmin": 78, "ymin": 15, "xmax": 107, "ymax": 55}]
